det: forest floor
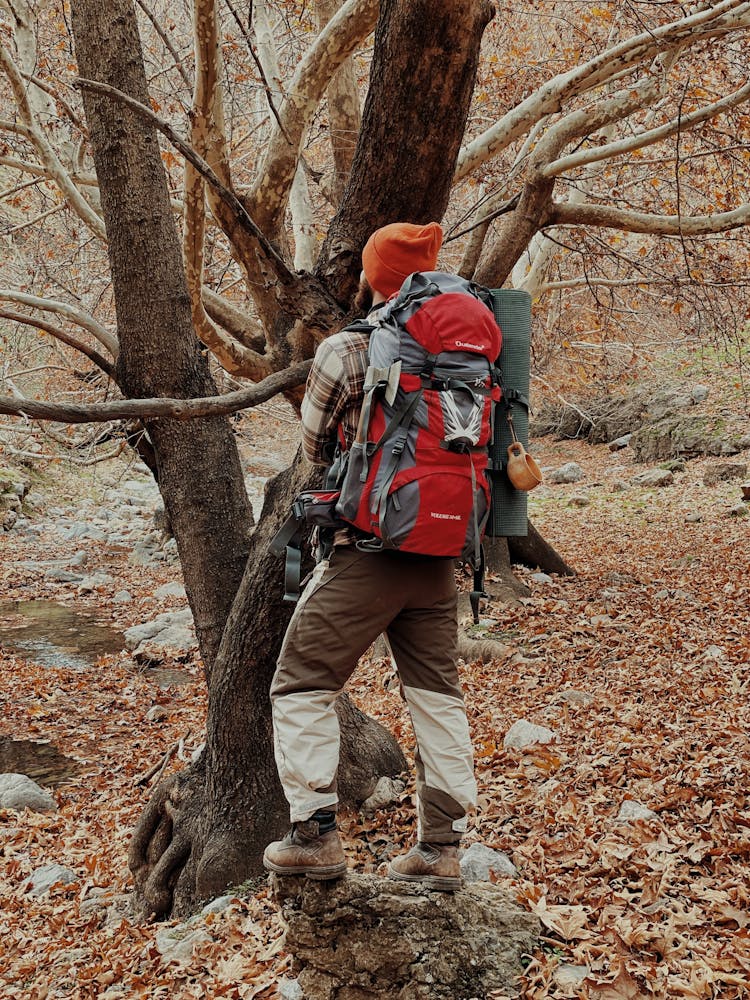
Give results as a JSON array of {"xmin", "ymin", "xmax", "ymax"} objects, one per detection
[{"xmin": 1, "ymin": 381, "xmax": 749, "ymax": 1000}]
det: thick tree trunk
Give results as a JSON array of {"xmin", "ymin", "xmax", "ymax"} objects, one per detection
[
  {"xmin": 509, "ymin": 520, "xmax": 576, "ymax": 577},
  {"xmin": 70, "ymin": 0, "xmax": 252, "ymax": 674},
  {"xmin": 316, "ymin": 0, "xmax": 496, "ymax": 304}
]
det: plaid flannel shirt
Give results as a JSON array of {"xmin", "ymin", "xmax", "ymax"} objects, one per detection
[
  {"xmin": 300, "ymin": 307, "xmax": 387, "ymax": 546},
  {"xmin": 300, "ymin": 305, "xmax": 388, "ymax": 464}
]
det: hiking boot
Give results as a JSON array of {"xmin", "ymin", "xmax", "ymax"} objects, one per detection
[
  {"xmin": 263, "ymin": 818, "xmax": 347, "ymax": 880},
  {"xmin": 387, "ymin": 842, "xmax": 462, "ymax": 891}
]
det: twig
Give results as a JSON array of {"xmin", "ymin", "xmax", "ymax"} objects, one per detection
[
  {"xmin": 443, "ymin": 193, "xmax": 522, "ymax": 243},
  {"xmin": 134, "ymin": 729, "xmax": 191, "ymax": 787}
]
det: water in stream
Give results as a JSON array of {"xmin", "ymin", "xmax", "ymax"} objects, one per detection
[{"xmin": 0, "ymin": 599, "xmax": 125, "ymax": 670}]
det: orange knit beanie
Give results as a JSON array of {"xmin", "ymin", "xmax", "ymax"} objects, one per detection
[{"xmin": 362, "ymin": 221, "xmax": 443, "ymax": 298}]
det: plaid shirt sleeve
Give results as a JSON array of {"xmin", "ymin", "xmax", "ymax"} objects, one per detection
[
  {"xmin": 300, "ymin": 328, "xmax": 370, "ymax": 465},
  {"xmin": 300, "ymin": 338, "xmax": 351, "ymax": 466}
]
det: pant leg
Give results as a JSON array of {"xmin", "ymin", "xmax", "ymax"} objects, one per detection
[
  {"xmin": 271, "ymin": 546, "xmax": 405, "ymax": 823},
  {"xmin": 385, "ymin": 559, "xmax": 477, "ymax": 844}
]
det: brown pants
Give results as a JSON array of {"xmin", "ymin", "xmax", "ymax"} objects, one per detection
[{"xmin": 270, "ymin": 545, "xmax": 476, "ymax": 843}]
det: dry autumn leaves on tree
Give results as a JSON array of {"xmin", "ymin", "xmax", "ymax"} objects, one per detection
[{"xmin": 0, "ymin": 0, "xmax": 749, "ymax": 997}]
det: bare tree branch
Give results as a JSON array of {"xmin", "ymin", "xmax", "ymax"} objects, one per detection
[
  {"xmin": 0, "ymin": 359, "xmax": 312, "ymax": 423},
  {"xmin": 0, "ymin": 289, "xmax": 118, "ymax": 355},
  {"xmin": 0, "ymin": 308, "xmax": 115, "ymax": 376},
  {"xmin": 74, "ymin": 75, "xmax": 297, "ymax": 286},
  {"xmin": 548, "ymin": 199, "xmax": 750, "ymax": 235}
]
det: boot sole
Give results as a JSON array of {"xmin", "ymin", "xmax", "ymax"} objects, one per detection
[
  {"xmin": 387, "ymin": 865, "xmax": 462, "ymax": 892},
  {"xmin": 263, "ymin": 857, "xmax": 347, "ymax": 880}
]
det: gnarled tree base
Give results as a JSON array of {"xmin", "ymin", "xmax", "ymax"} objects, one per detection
[{"xmin": 129, "ymin": 693, "xmax": 407, "ymax": 919}]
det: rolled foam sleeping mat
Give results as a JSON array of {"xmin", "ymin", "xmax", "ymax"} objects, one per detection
[{"xmin": 487, "ymin": 289, "xmax": 532, "ymax": 538}]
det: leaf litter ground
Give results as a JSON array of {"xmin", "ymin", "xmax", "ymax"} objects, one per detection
[{"xmin": 1, "ymin": 424, "xmax": 749, "ymax": 999}]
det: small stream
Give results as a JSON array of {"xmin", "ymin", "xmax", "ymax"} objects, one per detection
[{"xmin": 0, "ymin": 599, "xmax": 125, "ymax": 670}]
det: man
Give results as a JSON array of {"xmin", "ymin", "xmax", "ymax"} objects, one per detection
[{"xmin": 263, "ymin": 221, "xmax": 477, "ymax": 891}]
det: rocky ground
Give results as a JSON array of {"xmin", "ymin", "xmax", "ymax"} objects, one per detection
[{"xmin": 1, "ymin": 382, "xmax": 749, "ymax": 998}]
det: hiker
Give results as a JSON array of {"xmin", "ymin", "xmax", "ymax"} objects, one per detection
[{"xmin": 263, "ymin": 221, "xmax": 487, "ymax": 891}]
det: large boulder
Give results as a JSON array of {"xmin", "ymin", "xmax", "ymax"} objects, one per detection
[{"xmin": 271, "ymin": 873, "xmax": 539, "ymax": 999}]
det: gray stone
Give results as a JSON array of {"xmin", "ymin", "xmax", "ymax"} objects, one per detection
[
  {"xmin": 155, "ymin": 925, "xmax": 212, "ymax": 965},
  {"xmin": 504, "ymin": 719, "xmax": 556, "ymax": 750},
  {"xmin": 145, "ymin": 705, "xmax": 168, "ymax": 723},
  {"xmin": 124, "ymin": 609, "xmax": 195, "ymax": 654},
  {"xmin": 361, "ymin": 776, "xmax": 405, "ymax": 814},
  {"xmin": 685, "ymin": 512, "xmax": 703, "ymax": 523},
  {"xmin": 25, "ymin": 862, "xmax": 77, "ymax": 897},
  {"xmin": 703, "ymin": 462, "xmax": 748, "ymax": 486},
  {"xmin": 201, "ymin": 895, "xmax": 234, "ymax": 915},
  {"xmin": 568, "ymin": 493, "xmax": 590, "ymax": 507},
  {"xmin": 44, "ymin": 568, "xmax": 84, "ymax": 582},
  {"xmin": 113, "ymin": 590, "xmax": 133, "ymax": 604},
  {"xmin": 548, "ymin": 462, "xmax": 584, "ymax": 485},
  {"xmin": 272, "ymin": 872, "xmax": 539, "ymax": 1000},
  {"xmin": 70, "ymin": 550, "xmax": 88, "ymax": 568},
  {"xmin": 530, "ymin": 572, "xmax": 553, "ymax": 585},
  {"xmin": 2, "ymin": 509, "xmax": 18, "ymax": 531},
  {"xmin": 692, "ymin": 385, "xmax": 710, "ymax": 403},
  {"xmin": 631, "ymin": 468, "xmax": 674, "ymax": 488},
  {"xmin": 154, "ymin": 582, "xmax": 186, "ymax": 600},
  {"xmin": 608, "ymin": 434, "xmax": 632, "ymax": 451},
  {"xmin": 128, "ymin": 539, "xmax": 158, "ymax": 566},
  {"xmin": 617, "ymin": 799, "xmax": 659, "ymax": 823},
  {"xmin": 0, "ymin": 773, "xmax": 57, "ymax": 813},
  {"xmin": 279, "ymin": 979, "xmax": 305, "ymax": 1000},
  {"xmin": 78, "ymin": 573, "xmax": 114, "ymax": 592},
  {"xmin": 460, "ymin": 843, "xmax": 517, "ymax": 881},
  {"xmin": 612, "ymin": 479, "xmax": 629, "ymax": 492}
]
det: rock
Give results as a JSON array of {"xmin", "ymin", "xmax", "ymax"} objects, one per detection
[
  {"xmin": 612, "ymin": 479, "xmax": 629, "ymax": 492},
  {"xmin": 631, "ymin": 468, "xmax": 674, "ymax": 488},
  {"xmin": 568, "ymin": 493, "xmax": 590, "ymax": 507},
  {"xmin": 145, "ymin": 705, "xmax": 168, "ymax": 723},
  {"xmin": 360, "ymin": 776, "xmax": 405, "ymax": 814},
  {"xmin": 703, "ymin": 462, "xmax": 748, "ymax": 486},
  {"xmin": 548, "ymin": 462, "xmax": 584, "ymax": 485},
  {"xmin": 0, "ymin": 773, "xmax": 57, "ymax": 813},
  {"xmin": 70, "ymin": 550, "xmax": 88, "ymax": 568},
  {"xmin": 702, "ymin": 645, "xmax": 725, "ymax": 660},
  {"xmin": 2, "ymin": 509, "xmax": 18, "ymax": 531},
  {"xmin": 557, "ymin": 689, "xmax": 593, "ymax": 707},
  {"xmin": 154, "ymin": 924, "xmax": 212, "ymax": 965},
  {"xmin": 44, "ymin": 568, "xmax": 84, "ymax": 582},
  {"xmin": 632, "ymin": 413, "xmax": 746, "ymax": 462},
  {"xmin": 530, "ymin": 572, "xmax": 553, "ymax": 585},
  {"xmin": 503, "ymin": 719, "xmax": 556, "ymax": 750},
  {"xmin": 661, "ymin": 458, "xmax": 686, "ymax": 473},
  {"xmin": 692, "ymin": 385, "xmax": 710, "ymax": 403},
  {"xmin": 154, "ymin": 582, "xmax": 186, "ymax": 600},
  {"xmin": 128, "ymin": 539, "xmax": 159, "ymax": 566},
  {"xmin": 617, "ymin": 800, "xmax": 659, "ymax": 823},
  {"xmin": 608, "ymin": 434, "xmax": 632, "ymax": 451},
  {"xmin": 25, "ymin": 862, "xmax": 77, "ymax": 897},
  {"xmin": 201, "ymin": 895, "xmax": 234, "ymax": 915},
  {"xmin": 460, "ymin": 843, "xmax": 517, "ymax": 881},
  {"xmin": 124, "ymin": 609, "xmax": 195, "ymax": 654},
  {"xmin": 78, "ymin": 573, "xmax": 114, "ymax": 592},
  {"xmin": 271, "ymin": 873, "xmax": 539, "ymax": 1000},
  {"xmin": 685, "ymin": 512, "xmax": 703, "ymax": 523},
  {"xmin": 279, "ymin": 979, "xmax": 305, "ymax": 1000},
  {"xmin": 113, "ymin": 590, "xmax": 133, "ymax": 604}
]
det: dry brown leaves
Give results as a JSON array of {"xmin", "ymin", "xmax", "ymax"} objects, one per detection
[{"xmin": 1, "ymin": 430, "xmax": 749, "ymax": 998}]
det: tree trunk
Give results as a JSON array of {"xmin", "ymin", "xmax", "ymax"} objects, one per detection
[
  {"xmin": 316, "ymin": 0, "xmax": 496, "ymax": 304},
  {"xmin": 70, "ymin": 0, "xmax": 252, "ymax": 675},
  {"xmin": 509, "ymin": 520, "xmax": 576, "ymax": 577}
]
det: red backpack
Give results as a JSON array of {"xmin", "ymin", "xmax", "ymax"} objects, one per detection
[
  {"xmin": 336, "ymin": 271, "xmax": 501, "ymax": 566},
  {"xmin": 271, "ymin": 272, "xmax": 502, "ymax": 620}
]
